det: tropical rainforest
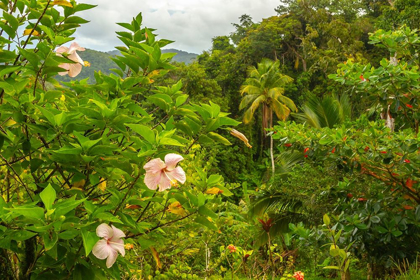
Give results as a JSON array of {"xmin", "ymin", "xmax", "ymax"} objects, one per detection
[{"xmin": 0, "ymin": 0, "xmax": 419, "ymax": 279}]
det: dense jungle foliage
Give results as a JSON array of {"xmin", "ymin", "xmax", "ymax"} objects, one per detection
[{"xmin": 0, "ymin": 0, "xmax": 419, "ymax": 279}]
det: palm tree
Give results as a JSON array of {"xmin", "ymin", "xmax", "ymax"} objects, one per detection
[
  {"xmin": 293, "ymin": 93, "xmax": 352, "ymax": 128},
  {"xmin": 239, "ymin": 58, "xmax": 296, "ymax": 176}
]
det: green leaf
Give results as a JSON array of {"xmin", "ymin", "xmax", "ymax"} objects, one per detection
[
  {"xmin": 126, "ymin": 124, "xmax": 155, "ymax": 144},
  {"xmin": 323, "ymin": 214, "xmax": 330, "ymax": 226},
  {"xmin": 208, "ymin": 132, "xmax": 231, "ymax": 145},
  {"xmin": 207, "ymin": 174, "xmax": 223, "ymax": 187},
  {"xmin": 5, "ymin": 206, "xmax": 44, "ymax": 219},
  {"xmin": 195, "ymin": 216, "xmax": 217, "ymax": 230},
  {"xmin": 159, "ymin": 137, "xmax": 184, "ymax": 147},
  {"xmin": 323, "ymin": 266, "xmax": 340, "ymax": 270},
  {"xmin": 54, "ymin": 197, "xmax": 86, "ymax": 217},
  {"xmin": 370, "ymin": 216, "xmax": 380, "ymax": 223},
  {"xmin": 176, "ymin": 95, "xmax": 188, "ymax": 107},
  {"xmin": 216, "ymin": 185, "xmax": 233, "ymax": 196},
  {"xmin": 65, "ymin": 16, "xmax": 90, "ymax": 24},
  {"xmin": 11, "ymin": 230, "xmax": 37, "ymax": 241},
  {"xmin": 74, "ymin": 3, "xmax": 97, "ymax": 12},
  {"xmin": 96, "ymin": 212, "xmax": 123, "ymax": 224},
  {"xmin": 81, "ymin": 229, "xmax": 99, "ymax": 256},
  {"xmin": 59, "ymin": 230, "xmax": 79, "ymax": 240},
  {"xmin": 198, "ymin": 206, "xmax": 218, "ymax": 219},
  {"xmin": 40, "ymin": 184, "xmax": 56, "ymax": 211},
  {"xmin": 73, "ymin": 131, "xmax": 102, "ymax": 151},
  {"xmin": 198, "ymin": 135, "xmax": 214, "ymax": 145},
  {"xmin": 53, "ymin": 145, "xmax": 82, "ymax": 155},
  {"xmin": 42, "ymin": 231, "xmax": 58, "ymax": 251}
]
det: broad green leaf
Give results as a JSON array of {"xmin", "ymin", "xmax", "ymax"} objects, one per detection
[
  {"xmin": 195, "ymin": 216, "xmax": 217, "ymax": 230},
  {"xmin": 323, "ymin": 214, "xmax": 330, "ymax": 226},
  {"xmin": 42, "ymin": 231, "xmax": 58, "ymax": 251},
  {"xmin": 40, "ymin": 184, "xmax": 56, "ymax": 211},
  {"xmin": 207, "ymin": 174, "xmax": 223, "ymax": 187},
  {"xmin": 11, "ymin": 230, "xmax": 37, "ymax": 241},
  {"xmin": 126, "ymin": 124, "xmax": 155, "ymax": 144},
  {"xmin": 54, "ymin": 197, "xmax": 86, "ymax": 217},
  {"xmin": 198, "ymin": 206, "xmax": 218, "ymax": 219},
  {"xmin": 96, "ymin": 212, "xmax": 123, "ymax": 224},
  {"xmin": 81, "ymin": 229, "xmax": 99, "ymax": 256},
  {"xmin": 208, "ymin": 132, "xmax": 231, "ymax": 145},
  {"xmin": 5, "ymin": 206, "xmax": 44, "ymax": 219}
]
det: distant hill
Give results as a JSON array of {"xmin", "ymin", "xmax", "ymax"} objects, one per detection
[
  {"xmin": 106, "ymin": 48, "xmax": 197, "ymax": 64},
  {"xmin": 161, "ymin": 49, "xmax": 198, "ymax": 64},
  {"xmin": 55, "ymin": 48, "xmax": 197, "ymax": 83}
]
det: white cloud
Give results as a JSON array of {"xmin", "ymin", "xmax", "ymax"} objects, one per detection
[{"xmin": 74, "ymin": 0, "xmax": 280, "ymax": 54}]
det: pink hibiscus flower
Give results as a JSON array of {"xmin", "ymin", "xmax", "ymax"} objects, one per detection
[
  {"xmin": 143, "ymin": 153, "xmax": 186, "ymax": 191},
  {"xmin": 92, "ymin": 223, "xmax": 125, "ymax": 268},
  {"xmin": 55, "ymin": 42, "xmax": 85, "ymax": 77}
]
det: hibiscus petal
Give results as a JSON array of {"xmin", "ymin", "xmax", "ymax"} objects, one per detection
[
  {"xmin": 167, "ymin": 166, "xmax": 186, "ymax": 184},
  {"xmin": 56, "ymin": 46, "xmax": 68, "ymax": 54},
  {"xmin": 164, "ymin": 154, "xmax": 183, "ymax": 171},
  {"xmin": 111, "ymin": 225, "xmax": 125, "ymax": 240},
  {"xmin": 144, "ymin": 158, "xmax": 166, "ymax": 173},
  {"xmin": 68, "ymin": 63, "xmax": 82, "ymax": 77},
  {"xmin": 58, "ymin": 63, "xmax": 70, "ymax": 71},
  {"xmin": 68, "ymin": 51, "xmax": 84, "ymax": 65},
  {"xmin": 96, "ymin": 223, "xmax": 113, "ymax": 239},
  {"xmin": 110, "ymin": 238, "xmax": 125, "ymax": 257},
  {"xmin": 68, "ymin": 42, "xmax": 85, "ymax": 53},
  {"xmin": 106, "ymin": 249, "xmax": 119, "ymax": 268},
  {"xmin": 158, "ymin": 172, "xmax": 172, "ymax": 192},
  {"xmin": 92, "ymin": 239, "xmax": 111, "ymax": 260},
  {"xmin": 144, "ymin": 171, "xmax": 161, "ymax": 190}
]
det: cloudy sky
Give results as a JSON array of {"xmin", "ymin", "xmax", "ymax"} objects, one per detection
[{"xmin": 74, "ymin": 0, "xmax": 281, "ymax": 54}]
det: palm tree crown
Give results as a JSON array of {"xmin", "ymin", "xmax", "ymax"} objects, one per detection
[{"xmin": 239, "ymin": 58, "xmax": 296, "ymax": 128}]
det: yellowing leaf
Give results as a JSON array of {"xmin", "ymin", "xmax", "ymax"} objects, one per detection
[
  {"xmin": 98, "ymin": 181, "xmax": 106, "ymax": 192},
  {"xmin": 148, "ymin": 70, "xmax": 160, "ymax": 78},
  {"xmin": 205, "ymin": 187, "xmax": 223, "ymax": 195},
  {"xmin": 23, "ymin": 29, "xmax": 40, "ymax": 36},
  {"xmin": 183, "ymin": 248, "xmax": 199, "ymax": 256},
  {"xmin": 4, "ymin": 119, "xmax": 16, "ymax": 126},
  {"xmin": 72, "ymin": 179, "xmax": 85, "ymax": 190},
  {"xmin": 52, "ymin": 0, "xmax": 73, "ymax": 7},
  {"xmin": 150, "ymin": 247, "xmax": 162, "ymax": 269},
  {"xmin": 167, "ymin": 201, "xmax": 186, "ymax": 216}
]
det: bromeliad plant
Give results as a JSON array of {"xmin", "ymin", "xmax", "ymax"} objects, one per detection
[{"xmin": 0, "ymin": 1, "xmax": 240, "ymax": 279}]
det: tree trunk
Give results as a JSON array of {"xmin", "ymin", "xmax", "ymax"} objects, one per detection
[
  {"xmin": 0, "ymin": 249, "xmax": 14, "ymax": 280},
  {"xmin": 269, "ymin": 108, "xmax": 275, "ymax": 178}
]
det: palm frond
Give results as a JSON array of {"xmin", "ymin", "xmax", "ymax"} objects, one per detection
[
  {"xmin": 275, "ymin": 151, "xmax": 304, "ymax": 177},
  {"xmin": 272, "ymin": 98, "xmax": 291, "ymax": 121},
  {"xmin": 243, "ymin": 95, "xmax": 265, "ymax": 124},
  {"xmin": 239, "ymin": 94, "xmax": 259, "ymax": 110}
]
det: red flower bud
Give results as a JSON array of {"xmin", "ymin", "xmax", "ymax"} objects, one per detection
[
  {"xmin": 406, "ymin": 104, "xmax": 413, "ymax": 108},
  {"xmin": 347, "ymin": 193, "xmax": 353, "ymax": 198},
  {"xmin": 284, "ymin": 143, "xmax": 292, "ymax": 147},
  {"xmin": 404, "ymin": 159, "xmax": 411, "ymax": 163}
]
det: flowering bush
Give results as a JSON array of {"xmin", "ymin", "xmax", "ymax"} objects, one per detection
[{"xmin": 0, "ymin": 1, "xmax": 240, "ymax": 278}]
